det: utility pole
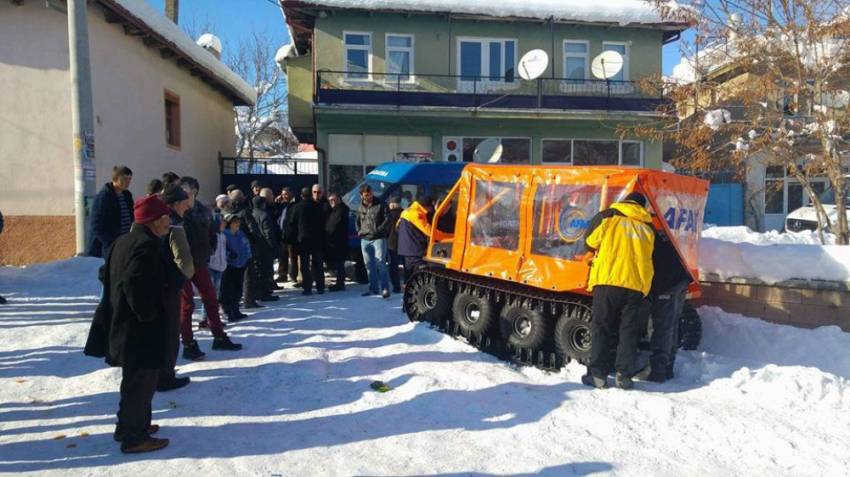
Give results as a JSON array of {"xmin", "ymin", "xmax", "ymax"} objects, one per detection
[{"xmin": 67, "ymin": 0, "xmax": 97, "ymax": 255}]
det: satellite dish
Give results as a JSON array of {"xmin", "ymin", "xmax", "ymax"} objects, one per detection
[
  {"xmin": 518, "ymin": 49, "xmax": 549, "ymax": 81},
  {"xmin": 591, "ymin": 51, "xmax": 624, "ymax": 80},
  {"xmin": 474, "ymin": 138, "xmax": 503, "ymax": 163}
]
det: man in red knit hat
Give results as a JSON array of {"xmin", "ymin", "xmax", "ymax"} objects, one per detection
[{"xmin": 85, "ymin": 194, "xmax": 174, "ymax": 453}]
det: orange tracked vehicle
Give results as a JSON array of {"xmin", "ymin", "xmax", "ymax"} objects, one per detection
[{"xmin": 403, "ymin": 164, "xmax": 709, "ymax": 368}]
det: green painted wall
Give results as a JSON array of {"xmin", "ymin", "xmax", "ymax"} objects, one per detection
[
  {"xmin": 314, "ymin": 12, "xmax": 663, "ymax": 81},
  {"xmin": 286, "ymin": 54, "xmax": 313, "ymax": 134},
  {"xmin": 316, "ymin": 112, "xmax": 662, "ymax": 169}
]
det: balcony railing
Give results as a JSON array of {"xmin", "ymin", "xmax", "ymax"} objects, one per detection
[{"xmin": 316, "ymin": 70, "xmax": 667, "ymax": 113}]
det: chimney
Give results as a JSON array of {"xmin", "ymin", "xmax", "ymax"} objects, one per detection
[{"xmin": 165, "ymin": 0, "xmax": 179, "ymax": 24}]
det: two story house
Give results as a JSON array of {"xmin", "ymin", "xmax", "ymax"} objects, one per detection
[{"xmin": 282, "ymin": 0, "xmax": 690, "ymax": 192}]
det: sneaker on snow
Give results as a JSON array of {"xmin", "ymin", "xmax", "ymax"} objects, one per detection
[
  {"xmin": 157, "ymin": 376, "xmax": 190, "ymax": 392},
  {"xmin": 381, "ymin": 289, "xmax": 391, "ymax": 299},
  {"xmin": 182, "ymin": 341, "xmax": 206, "ymax": 361},
  {"xmin": 120, "ymin": 436, "xmax": 169, "ymax": 454},
  {"xmin": 581, "ymin": 374, "xmax": 608, "ymax": 389},
  {"xmin": 212, "ymin": 335, "xmax": 242, "ymax": 351},
  {"xmin": 615, "ymin": 373, "xmax": 634, "ymax": 390}
]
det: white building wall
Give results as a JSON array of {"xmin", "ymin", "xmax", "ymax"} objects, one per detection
[{"xmin": 0, "ymin": 1, "xmax": 237, "ymax": 215}]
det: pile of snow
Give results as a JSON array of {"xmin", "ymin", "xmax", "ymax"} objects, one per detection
[
  {"xmin": 287, "ymin": 0, "xmax": 694, "ymax": 26},
  {"xmin": 699, "ymin": 226, "xmax": 850, "ymax": 283},
  {"xmin": 195, "ymin": 33, "xmax": 222, "ymax": 56},
  {"xmin": 703, "ymin": 108, "xmax": 732, "ymax": 130},
  {"xmin": 1, "ymin": 258, "xmax": 850, "ymax": 475}
]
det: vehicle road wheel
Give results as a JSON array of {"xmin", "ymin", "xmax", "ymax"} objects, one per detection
[
  {"xmin": 554, "ymin": 303, "xmax": 593, "ymax": 363},
  {"xmin": 404, "ymin": 273, "xmax": 451, "ymax": 323},
  {"xmin": 499, "ymin": 303, "xmax": 549, "ymax": 350},
  {"xmin": 451, "ymin": 289, "xmax": 496, "ymax": 337},
  {"xmin": 678, "ymin": 302, "xmax": 702, "ymax": 350}
]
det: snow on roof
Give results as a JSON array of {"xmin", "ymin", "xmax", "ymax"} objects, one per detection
[
  {"xmin": 285, "ymin": 0, "xmax": 692, "ymax": 27},
  {"xmin": 105, "ymin": 0, "xmax": 256, "ymax": 105},
  {"xmin": 196, "ymin": 33, "xmax": 223, "ymax": 55}
]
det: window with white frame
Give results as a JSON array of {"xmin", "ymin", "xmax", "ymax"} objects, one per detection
[
  {"xmin": 602, "ymin": 42, "xmax": 628, "ymax": 81},
  {"xmin": 386, "ymin": 34, "xmax": 414, "ymax": 81},
  {"xmin": 458, "ymin": 38, "xmax": 516, "ymax": 84},
  {"xmin": 541, "ymin": 139, "xmax": 643, "ymax": 166},
  {"xmin": 344, "ymin": 32, "xmax": 371, "ymax": 80},
  {"xmin": 563, "ymin": 40, "xmax": 589, "ymax": 80}
]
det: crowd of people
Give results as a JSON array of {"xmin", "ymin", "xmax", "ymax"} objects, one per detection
[
  {"xmin": 82, "ymin": 165, "xmax": 436, "ymax": 454},
  {"xmin": 74, "ymin": 162, "xmax": 687, "ymax": 453}
]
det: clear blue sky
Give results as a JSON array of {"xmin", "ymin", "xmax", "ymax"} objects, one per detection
[{"xmin": 145, "ymin": 0, "xmax": 687, "ymax": 75}]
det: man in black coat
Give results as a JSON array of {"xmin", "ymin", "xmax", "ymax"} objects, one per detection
[
  {"xmin": 326, "ymin": 192, "xmax": 350, "ymax": 292},
  {"xmin": 250, "ymin": 195, "xmax": 280, "ymax": 301},
  {"xmin": 288, "ymin": 187, "xmax": 327, "ymax": 295},
  {"xmin": 87, "ymin": 165, "xmax": 133, "ymax": 258},
  {"xmin": 275, "ymin": 187, "xmax": 298, "ymax": 283},
  {"xmin": 84, "ymin": 195, "xmax": 172, "ymax": 453}
]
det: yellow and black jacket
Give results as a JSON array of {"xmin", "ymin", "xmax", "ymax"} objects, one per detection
[
  {"xmin": 397, "ymin": 201, "xmax": 432, "ymax": 257},
  {"xmin": 584, "ymin": 201, "xmax": 655, "ymax": 296}
]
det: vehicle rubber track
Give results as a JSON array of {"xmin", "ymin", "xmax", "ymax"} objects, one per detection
[{"xmin": 403, "ymin": 267, "xmax": 592, "ymax": 372}]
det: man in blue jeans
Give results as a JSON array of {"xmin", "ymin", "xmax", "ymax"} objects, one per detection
[{"xmin": 355, "ymin": 184, "xmax": 391, "ymax": 299}]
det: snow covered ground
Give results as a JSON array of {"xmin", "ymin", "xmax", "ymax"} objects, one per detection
[
  {"xmin": 699, "ymin": 226, "xmax": 850, "ymax": 283},
  {"xmin": 1, "ymin": 258, "xmax": 849, "ymax": 476}
]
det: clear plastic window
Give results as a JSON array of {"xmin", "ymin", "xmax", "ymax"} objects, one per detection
[
  {"xmin": 469, "ymin": 180, "xmax": 524, "ymax": 250},
  {"xmin": 531, "ymin": 184, "xmax": 603, "ymax": 259}
]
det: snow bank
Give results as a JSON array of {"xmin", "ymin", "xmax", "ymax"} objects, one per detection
[
  {"xmin": 699, "ymin": 226, "xmax": 850, "ymax": 283},
  {"xmin": 2, "ymin": 259, "xmax": 850, "ymax": 475},
  {"xmin": 288, "ymin": 0, "xmax": 692, "ymax": 26}
]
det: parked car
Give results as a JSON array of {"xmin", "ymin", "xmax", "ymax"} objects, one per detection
[{"xmin": 786, "ymin": 179, "xmax": 850, "ymax": 233}]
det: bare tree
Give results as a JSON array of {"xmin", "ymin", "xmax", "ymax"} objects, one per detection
[
  {"xmin": 227, "ymin": 31, "xmax": 294, "ymax": 160},
  {"xmin": 635, "ymin": 1, "xmax": 850, "ymax": 243}
]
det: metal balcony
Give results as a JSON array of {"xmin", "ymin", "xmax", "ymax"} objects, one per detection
[{"xmin": 315, "ymin": 70, "xmax": 667, "ymax": 113}]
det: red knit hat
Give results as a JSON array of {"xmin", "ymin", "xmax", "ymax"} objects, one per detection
[{"xmin": 134, "ymin": 195, "xmax": 171, "ymax": 224}]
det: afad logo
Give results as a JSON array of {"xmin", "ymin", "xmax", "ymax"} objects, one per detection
[
  {"xmin": 557, "ymin": 207, "xmax": 589, "ymax": 243},
  {"xmin": 664, "ymin": 207, "xmax": 699, "ymax": 232}
]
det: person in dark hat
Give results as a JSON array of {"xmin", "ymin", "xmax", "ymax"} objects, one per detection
[
  {"xmin": 157, "ymin": 184, "xmax": 194, "ymax": 391},
  {"xmin": 325, "ymin": 192, "xmax": 350, "ymax": 292},
  {"xmin": 580, "ymin": 191, "xmax": 655, "ymax": 390},
  {"xmin": 84, "ymin": 194, "xmax": 173, "ymax": 453}
]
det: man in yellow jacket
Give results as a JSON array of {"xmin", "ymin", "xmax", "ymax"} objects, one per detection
[{"xmin": 582, "ymin": 191, "xmax": 654, "ymax": 390}]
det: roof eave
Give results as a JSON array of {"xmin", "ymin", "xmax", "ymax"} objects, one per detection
[{"xmin": 97, "ymin": 0, "xmax": 256, "ymax": 106}]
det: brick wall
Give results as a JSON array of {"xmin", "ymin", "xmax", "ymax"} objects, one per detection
[
  {"xmin": 0, "ymin": 216, "xmax": 75, "ymax": 266},
  {"xmin": 694, "ymin": 277, "xmax": 850, "ymax": 332}
]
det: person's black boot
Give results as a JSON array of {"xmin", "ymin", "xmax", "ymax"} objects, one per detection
[
  {"xmin": 0, "ymin": 296, "xmax": 6, "ymax": 304},
  {"xmin": 615, "ymin": 373, "xmax": 634, "ymax": 390},
  {"xmin": 182, "ymin": 341, "xmax": 206, "ymax": 361},
  {"xmin": 212, "ymin": 335, "xmax": 243, "ymax": 351},
  {"xmin": 157, "ymin": 376, "xmax": 190, "ymax": 392}
]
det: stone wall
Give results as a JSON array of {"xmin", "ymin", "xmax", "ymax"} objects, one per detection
[
  {"xmin": 0, "ymin": 216, "xmax": 75, "ymax": 266},
  {"xmin": 694, "ymin": 274, "xmax": 850, "ymax": 332}
]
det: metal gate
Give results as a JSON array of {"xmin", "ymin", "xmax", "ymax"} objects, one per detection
[{"xmin": 219, "ymin": 157, "xmax": 319, "ymax": 194}]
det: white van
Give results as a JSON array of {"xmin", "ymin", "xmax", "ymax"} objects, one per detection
[{"xmin": 785, "ymin": 181, "xmax": 850, "ymax": 232}]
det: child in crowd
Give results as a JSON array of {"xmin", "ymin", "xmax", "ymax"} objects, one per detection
[{"xmin": 219, "ymin": 213, "xmax": 253, "ymax": 322}]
